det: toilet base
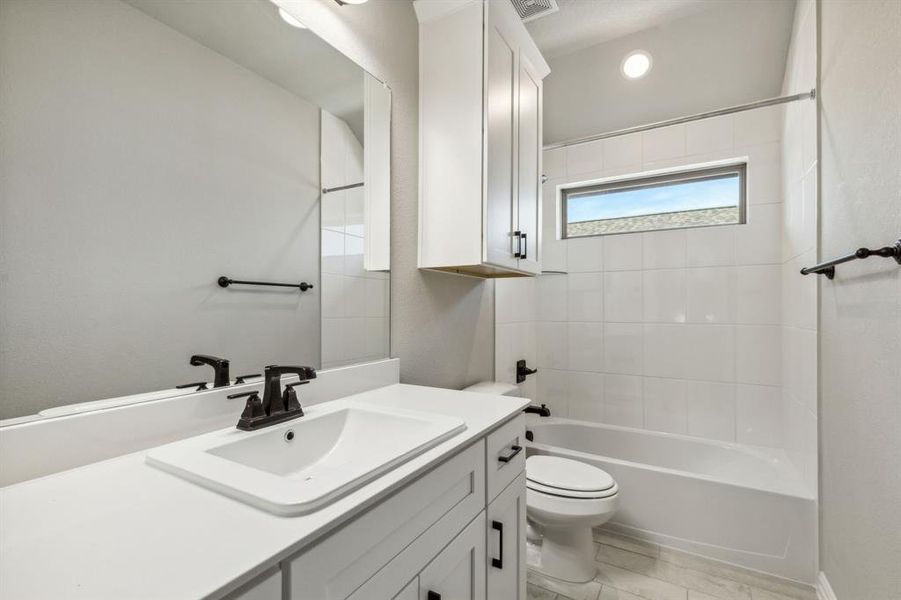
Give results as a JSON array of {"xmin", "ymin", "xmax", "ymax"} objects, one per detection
[{"xmin": 531, "ymin": 524, "xmax": 597, "ymax": 583}]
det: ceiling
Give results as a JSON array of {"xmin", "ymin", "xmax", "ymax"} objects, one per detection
[
  {"xmin": 526, "ymin": 0, "xmax": 712, "ymax": 59},
  {"xmin": 535, "ymin": 0, "xmax": 798, "ymax": 143},
  {"xmin": 124, "ymin": 0, "xmax": 365, "ymax": 141}
]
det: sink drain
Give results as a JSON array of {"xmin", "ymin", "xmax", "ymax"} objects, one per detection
[{"xmin": 284, "ymin": 429, "xmax": 295, "ymax": 442}]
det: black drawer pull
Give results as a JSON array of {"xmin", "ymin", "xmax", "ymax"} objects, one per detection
[
  {"xmin": 497, "ymin": 445, "xmax": 522, "ymax": 463},
  {"xmin": 491, "ymin": 520, "xmax": 504, "ymax": 569},
  {"xmin": 427, "ymin": 592, "xmax": 441, "ymax": 600}
]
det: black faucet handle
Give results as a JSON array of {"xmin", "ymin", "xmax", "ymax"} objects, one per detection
[
  {"xmin": 176, "ymin": 381, "xmax": 208, "ymax": 391},
  {"xmin": 286, "ymin": 381, "xmax": 310, "ymax": 388},
  {"xmin": 234, "ymin": 373, "xmax": 262, "ymax": 384},
  {"xmin": 230, "ymin": 391, "xmax": 265, "ymax": 422}
]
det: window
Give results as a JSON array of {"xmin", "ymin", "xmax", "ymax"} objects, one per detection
[{"xmin": 562, "ymin": 164, "xmax": 746, "ymax": 238}]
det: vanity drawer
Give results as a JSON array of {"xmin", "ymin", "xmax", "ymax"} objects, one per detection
[
  {"xmin": 485, "ymin": 415, "xmax": 526, "ymax": 502},
  {"xmin": 286, "ymin": 440, "xmax": 485, "ymax": 599}
]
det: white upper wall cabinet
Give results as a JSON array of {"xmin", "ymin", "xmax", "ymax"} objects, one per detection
[{"xmin": 415, "ymin": 0, "xmax": 550, "ymax": 278}]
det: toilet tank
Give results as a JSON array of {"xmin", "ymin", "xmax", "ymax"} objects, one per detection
[{"xmin": 462, "ymin": 381, "xmax": 520, "ymax": 397}]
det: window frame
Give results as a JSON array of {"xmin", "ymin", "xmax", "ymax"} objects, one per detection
[{"xmin": 560, "ymin": 163, "xmax": 747, "ymax": 239}]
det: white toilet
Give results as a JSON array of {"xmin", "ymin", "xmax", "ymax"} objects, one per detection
[
  {"xmin": 526, "ymin": 455, "xmax": 618, "ymax": 582},
  {"xmin": 463, "ymin": 381, "xmax": 620, "ymax": 583}
]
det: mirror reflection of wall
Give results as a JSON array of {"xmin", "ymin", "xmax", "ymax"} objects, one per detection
[{"xmin": 0, "ymin": 0, "xmax": 390, "ymax": 420}]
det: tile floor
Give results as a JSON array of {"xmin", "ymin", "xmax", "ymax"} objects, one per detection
[{"xmin": 526, "ymin": 528, "xmax": 816, "ymax": 600}]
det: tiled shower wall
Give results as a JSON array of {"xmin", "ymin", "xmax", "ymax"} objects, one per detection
[
  {"xmin": 780, "ymin": 0, "xmax": 818, "ymax": 493},
  {"xmin": 320, "ymin": 110, "xmax": 390, "ymax": 369},
  {"xmin": 497, "ymin": 102, "xmax": 808, "ymax": 451}
]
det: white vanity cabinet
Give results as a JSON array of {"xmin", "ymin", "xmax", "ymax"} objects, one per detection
[
  {"xmin": 415, "ymin": 0, "xmax": 549, "ymax": 278},
  {"xmin": 276, "ymin": 414, "xmax": 527, "ymax": 600}
]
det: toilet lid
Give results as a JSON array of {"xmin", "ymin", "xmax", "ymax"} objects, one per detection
[
  {"xmin": 526, "ymin": 455, "xmax": 615, "ymax": 493},
  {"xmin": 527, "ymin": 479, "xmax": 618, "ymax": 499}
]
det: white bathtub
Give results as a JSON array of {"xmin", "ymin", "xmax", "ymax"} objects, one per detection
[{"xmin": 526, "ymin": 417, "xmax": 816, "ymax": 584}]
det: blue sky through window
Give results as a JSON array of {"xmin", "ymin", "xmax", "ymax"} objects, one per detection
[{"xmin": 566, "ymin": 175, "xmax": 740, "ymax": 223}]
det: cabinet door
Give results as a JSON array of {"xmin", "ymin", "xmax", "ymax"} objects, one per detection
[
  {"xmin": 516, "ymin": 55, "xmax": 542, "ymax": 275},
  {"xmin": 394, "ymin": 577, "xmax": 419, "ymax": 600},
  {"xmin": 483, "ymin": 1, "xmax": 518, "ymax": 270},
  {"xmin": 487, "ymin": 473, "xmax": 527, "ymax": 600},
  {"xmin": 420, "ymin": 513, "xmax": 486, "ymax": 600}
]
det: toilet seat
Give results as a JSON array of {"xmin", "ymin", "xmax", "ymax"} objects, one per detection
[
  {"xmin": 526, "ymin": 455, "xmax": 616, "ymax": 498},
  {"xmin": 527, "ymin": 479, "xmax": 618, "ymax": 499}
]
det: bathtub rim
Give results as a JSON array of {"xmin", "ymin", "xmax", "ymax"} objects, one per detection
[{"xmin": 525, "ymin": 416, "xmax": 814, "ymax": 501}]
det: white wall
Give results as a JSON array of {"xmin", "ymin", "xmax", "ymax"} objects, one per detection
[
  {"xmin": 320, "ymin": 110, "xmax": 389, "ymax": 369},
  {"xmin": 0, "ymin": 0, "xmax": 320, "ymax": 418},
  {"xmin": 277, "ymin": 0, "xmax": 495, "ymax": 392},
  {"xmin": 818, "ymin": 1, "xmax": 901, "ymax": 597},
  {"xmin": 779, "ymin": 0, "xmax": 819, "ymax": 497},
  {"xmin": 498, "ymin": 106, "xmax": 788, "ymax": 446},
  {"xmin": 541, "ymin": 1, "xmax": 795, "ymax": 144}
]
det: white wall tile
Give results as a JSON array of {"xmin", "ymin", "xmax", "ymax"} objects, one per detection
[
  {"xmin": 536, "ymin": 322, "xmax": 568, "ymax": 369},
  {"xmin": 736, "ymin": 384, "xmax": 783, "ymax": 447},
  {"xmin": 543, "ymin": 148, "xmax": 565, "ymax": 179},
  {"xmin": 567, "ymin": 272, "xmax": 604, "ymax": 322},
  {"xmin": 344, "ymin": 276, "xmax": 368, "ymax": 318},
  {"xmin": 345, "ymin": 187, "xmax": 364, "ymax": 237},
  {"xmin": 643, "ymin": 324, "xmax": 686, "ymax": 379},
  {"xmin": 321, "ymin": 189, "xmax": 345, "ymax": 233},
  {"xmin": 735, "ymin": 203, "xmax": 782, "ymax": 265},
  {"xmin": 321, "ymin": 273, "xmax": 346, "ymax": 319},
  {"xmin": 603, "ymin": 133, "xmax": 642, "ymax": 169},
  {"xmin": 734, "ymin": 105, "xmax": 782, "ymax": 146},
  {"xmin": 494, "ymin": 323, "xmax": 515, "ymax": 383},
  {"xmin": 686, "ymin": 114, "xmax": 733, "ymax": 155},
  {"xmin": 364, "ymin": 317, "xmax": 388, "ymax": 357},
  {"xmin": 321, "ymin": 318, "xmax": 344, "ymax": 366},
  {"xmin": 566, "ymin": 235, "xmax": 604, "ymax": 272},
  {"xmin": 604, "ymin": 233, "xmax": 643, "ymax": 271},
  {"xmin": 568, "ymin": 322, "xmax": 604, "ymax": 372},
  {"xmin": 604, "ymin": 271, "xmax": 643, "ymax": 322},
  {"xmin": 643, "ymin": 377, "xmax": 688, "ymax": 434},
  {"xmin": 643, "ymin": 269, "xmax": 686, "ymax": 323},
  {"xmin": 735, "ymin": 265, "xmax": 781, "ymax": 324},
  {"xmin": 603, "ymin": 374, "xmax": 643, "ymax": 427},
  {"xmin": 537, "ymin": 369, "xmax": 570, "ymax": 417},
  {"xmin": 568, "ymin": 371, "xmax": 605, "ymax": 422},
  {"xmin": 687, "ymin": 226, "xmax": 735, "ymax": 267},
  {"xmin": 565, "ymin": 139, "xmax": 604, "ymax": 176},
  {"xmin": 747, "ymin": 159, "xmax": 782, "ymax": 205},
  {"xmin": 685, "ymin": 381, "xmax": 736, "ymax": 441},
  {"xmin": 682, "ymin": 325, "xmax": 735, "ymax": 382},
  {"xmin": 364, "ymin": 277, "xmax": 390, "ymax": 318},
  {"xmin": 686, "ymin": 267, "xmax": 735, "ymax": 324},
  {"xmin": 642, "ymin": 229, "xmax": 686, "ymax": 269},
  {"xmin": 321, "ymin": 229, "xmax": 345, "ymax": 274},
  {"xmin": 537, "ymin": 274, "xmax": 568, "ymax": 321},
  {"xmin": 344, "ymin": 233, "xmax": 365, "ymax": 276},
  {"xmin": 642, "ymin": 124, "xmax": 686, "ymax": 162},
  {"xmin": 604, "ymin": 323, "xmax": 643, "ymax": 375},
  {"xmin": 736, "ymin": 325, "xmax": 781, "ymax": 386}
]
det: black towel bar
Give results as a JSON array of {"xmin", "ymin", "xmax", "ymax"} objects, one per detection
[
  {"xmin": 218, "ymin": 276, "xmax": 313, "ymax": 291},
  {"xmin": 800, "ymin": 239, "xmax": 901, "ymax": 279}
]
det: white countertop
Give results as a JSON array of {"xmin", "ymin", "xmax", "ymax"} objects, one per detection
[{"xmin": 0, "ymin": 384, "xmax": 529, "ymax": 600}]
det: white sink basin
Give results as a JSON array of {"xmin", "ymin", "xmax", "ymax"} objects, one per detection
[{"xmin": 146, "ymin": 403, "xmax": 466, "ymax": 516}]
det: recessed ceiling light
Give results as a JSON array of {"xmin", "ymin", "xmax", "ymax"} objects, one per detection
[
  {"xmin": 278, "ymin": 7, "xmax": 307, "ymax": 29},
  {"xmin": 621, "ymin": 50, "xmax": 652, "ymax": 80}
]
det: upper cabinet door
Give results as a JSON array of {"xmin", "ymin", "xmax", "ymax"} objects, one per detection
[
  {"xmin": 483, "ymin": 3, "xmax": 518, "ymax": 270},
  {"xmin": 516, "ymin": 55, "xmax": 542, "ymax": 274}
]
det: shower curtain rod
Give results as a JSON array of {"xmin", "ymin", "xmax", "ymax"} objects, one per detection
[{"xmin": 543, "ymin": 88, "xmax": 816, "ymax": 151}]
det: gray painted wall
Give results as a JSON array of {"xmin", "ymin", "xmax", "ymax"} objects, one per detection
[
  {"xmin": 542, "ymin": 1, "xmax": 795, "ymax": 144},
  {"xmin": 818, "ymin": 0, "xmax": 901, "ymax": 596},
  {"xmin": 0, "ymin": 0, "xmax": 321, "ymax": 418},
  {"xmin": 286, "ymin": 1, "xmax": 495, "ymax": 392}
]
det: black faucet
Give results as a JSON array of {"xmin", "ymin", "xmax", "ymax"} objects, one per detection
[
  {"xmin": 190, "ymin": 354, "xmax": 230, "ymax": 388},
  {"xmin": 524, "ymin": 404, "xmax": 551, "ymax": 417},
  {"xmin": 228, "ymin": 364, "xmax": 317, "ymax": 431}
]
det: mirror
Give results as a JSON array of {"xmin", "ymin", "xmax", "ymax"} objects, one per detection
[{"xmin": 0, "ymin": 0, "xmax": 391, "ymax": 420}]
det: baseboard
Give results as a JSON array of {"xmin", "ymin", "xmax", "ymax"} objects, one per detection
[{"xmin": 817, "ymin": 571, "xmax": 838, "ymax": 600}]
